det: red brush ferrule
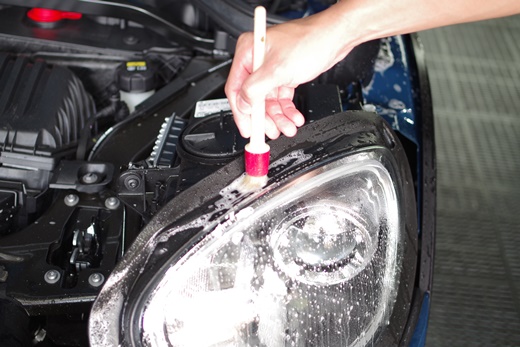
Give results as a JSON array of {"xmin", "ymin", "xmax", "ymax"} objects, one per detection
[{"xmin": 245, "ymin": 144, "xmax": 270, "ymax": 177}]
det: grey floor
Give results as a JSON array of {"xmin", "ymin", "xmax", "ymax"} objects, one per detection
[{"xmin": 419, "ymin": 16, "xmax": 520, "ymax": 347}]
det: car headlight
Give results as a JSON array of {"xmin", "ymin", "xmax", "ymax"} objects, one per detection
[
  {"xmin": 137, "ymin": 150, "xmax": 403, "ymax": 347},
  {"xmin": 89, "ymin": 111, "xmax": 418, "ymax": 347}
]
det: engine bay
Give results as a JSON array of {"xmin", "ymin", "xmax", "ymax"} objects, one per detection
[{"xmin": 0, "ymin": 1, "xmax": 423, "ymax": 346}]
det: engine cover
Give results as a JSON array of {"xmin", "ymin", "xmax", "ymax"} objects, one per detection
[
  {"xmin": 0, "ymin": 53, "xmax": 95, "ymax": 172},
  {"xmin": 0, "ymin": 54, "xmax": 95, "ymax": 233}
]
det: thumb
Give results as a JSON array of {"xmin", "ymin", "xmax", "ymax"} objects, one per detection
[{"xmin": 236, "ymin": 64, "xmax": 279, "ymax": 113}]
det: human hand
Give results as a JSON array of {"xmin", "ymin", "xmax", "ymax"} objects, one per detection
[{"xmin": 225, "ymin": 7, "xmax": 355, "ymax": 140}]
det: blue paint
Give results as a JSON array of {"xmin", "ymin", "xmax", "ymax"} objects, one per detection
[
  {"xmin": 307, "ymin": 0, "xmax": 330, "ymax": 12},
  {"xmin": 363, "ymin": 36, "xmax": 418, "ymax": 144},
  {"xmin": 278, "ymin": 9, "xmax": 308, "ymax": 19},
  {"xmin": 277, "ymin": 0, "xmax": 327, "ymax": 19},
  {"xmin": 278, "ymin": 6, "xmax": 418, "ymax": 144},
  {"xmin": 409, "ymin": 293, "xmax": 431, "ymax": 347}
]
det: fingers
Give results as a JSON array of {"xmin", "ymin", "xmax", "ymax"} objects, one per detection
[
  {"xmin": 232, "ymin": 97, "xmax": 305, "ymax": 140},
  {"xmin": 225, "ymin": 29, "xmax": 308, "ymax": 140},
  {"xmin": 279, "ymin": 98, "xmax": 305, "ymax": 127},
  {"xmin": 264, "ymin": 86, "xmax": 305, "ymax": 138},
  {"xmin": 277, "ymin": 86, "xmax": 305, "ymax": 128},
  {"xmin": 226, "ymin": 32, "xmax": 280, "ymax": 138},
  {"xmin": 264, "ymin": 116, "xmax": 281, "ymax": 140},
  {"xmin": 237, "ymin": 65, "xmax": 277, "ymax": 112},
  {"xmin": 266, "ymin": 99, "xmax": 296, "ymax": 137}
]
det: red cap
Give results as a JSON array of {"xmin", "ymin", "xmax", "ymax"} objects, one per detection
[{"xmin": 27, "ymin": 8, "xmax": 82, "ymax": 23}]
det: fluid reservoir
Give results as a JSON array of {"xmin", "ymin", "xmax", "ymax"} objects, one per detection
[{"xmin": 116, "ymin": 60, "xmax": 157, "ymax": 113}]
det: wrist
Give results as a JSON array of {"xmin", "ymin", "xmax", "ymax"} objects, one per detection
[{"xmin": 312, "ymin": 0, "xmax": 372, "ymax": 66}]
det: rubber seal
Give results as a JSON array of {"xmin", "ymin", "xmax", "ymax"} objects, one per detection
[{"xmin": 245, "ymin": 149, "xmax": 270, "ymax": 176}]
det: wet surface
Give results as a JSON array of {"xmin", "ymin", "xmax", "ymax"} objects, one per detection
[
  {"xmin": 140, "ymin": 155, "xmax": 404, "ymax": 347},
  {"xmin": 421, "ymin": 15, "xmax": 520, "ymax": 347}
]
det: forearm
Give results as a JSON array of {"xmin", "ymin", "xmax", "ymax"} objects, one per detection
[
  {"xmin": 225, "ymin": 0, "xmax": 520, "ymax": 139},
  {"xmin": 324, "ymin": 0, "xmax": 520, "ymax": 62}
]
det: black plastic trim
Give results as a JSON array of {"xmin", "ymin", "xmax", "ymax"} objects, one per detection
[{"xmin": 398, "ymin": 33, "xmax": 436, "ymax": 347}]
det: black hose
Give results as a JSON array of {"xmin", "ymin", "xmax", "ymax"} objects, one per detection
[{"xmin": 76, "ymin": 93, "xmax": 129, "ymax": 161}]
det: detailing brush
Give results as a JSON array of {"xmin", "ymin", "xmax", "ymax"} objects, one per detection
[{"xmin": 242, "ymin": 5, "xmax": 270, "ymax": 190}]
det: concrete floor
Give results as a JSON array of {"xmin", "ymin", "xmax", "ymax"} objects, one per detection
[{"xmin": 419, "ymin": 15, "xmax": 520, "ymax": 346}]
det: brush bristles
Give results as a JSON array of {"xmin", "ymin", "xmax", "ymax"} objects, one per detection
[{"xmin": 236, "ymin": 173, "xmax": 268, "ymax": 193}]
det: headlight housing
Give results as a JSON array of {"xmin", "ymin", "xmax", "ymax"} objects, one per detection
[
  {"xmin": 89, "ymin": 111, "xmax": 418, "ymax": 347},
  {"xmin": 141, "ymin": 151, "xmax": 402, "ymax": 347}
]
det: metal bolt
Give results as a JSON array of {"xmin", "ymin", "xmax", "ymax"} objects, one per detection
[
  {"xmin": 82, "ymin": 172, "xmax": 99, "ymax": 184},
  {"xmin": 105, "ymin": 197, "xmax": 120, "ymax": 210},
  {"xmin": 44, "ymin": 270, "xmax": 60, "ymax": 284},
  {"xmin": 124, "ymin": 176, "xmax": 140, "ymax": 190},
  {"xmin": 64, "ymin": 194, "xmax": 79, "ymax": 207},
  {"xmin": 88, "ymin": 273, "xmax": 105, "ymax": 287}
]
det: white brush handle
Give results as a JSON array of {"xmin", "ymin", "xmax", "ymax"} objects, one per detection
[{"xmin": 250, "ymin": 6, "xmax": 268, "ymax": 152}]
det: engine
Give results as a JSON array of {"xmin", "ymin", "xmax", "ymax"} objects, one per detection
[
  {"xmin": 0, "ymin": 54, "xmax": 95, "ymax": 233},
  {"xmin": 0, "ymin": 2, "xmax": 381, "ymax": 346}
]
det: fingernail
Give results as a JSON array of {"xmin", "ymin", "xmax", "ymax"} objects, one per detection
[{"xmin": 296, "ymin": 115, "xmax": 305, "ymax": 127}]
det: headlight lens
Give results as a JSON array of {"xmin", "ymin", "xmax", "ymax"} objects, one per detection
[
  {"xmin": 140, "ymin": 151, "xmax": 403, "ymax": 347},
  {"xmin": 271, "ymin": 200, "xmax": 378, "ymax": 286}
]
